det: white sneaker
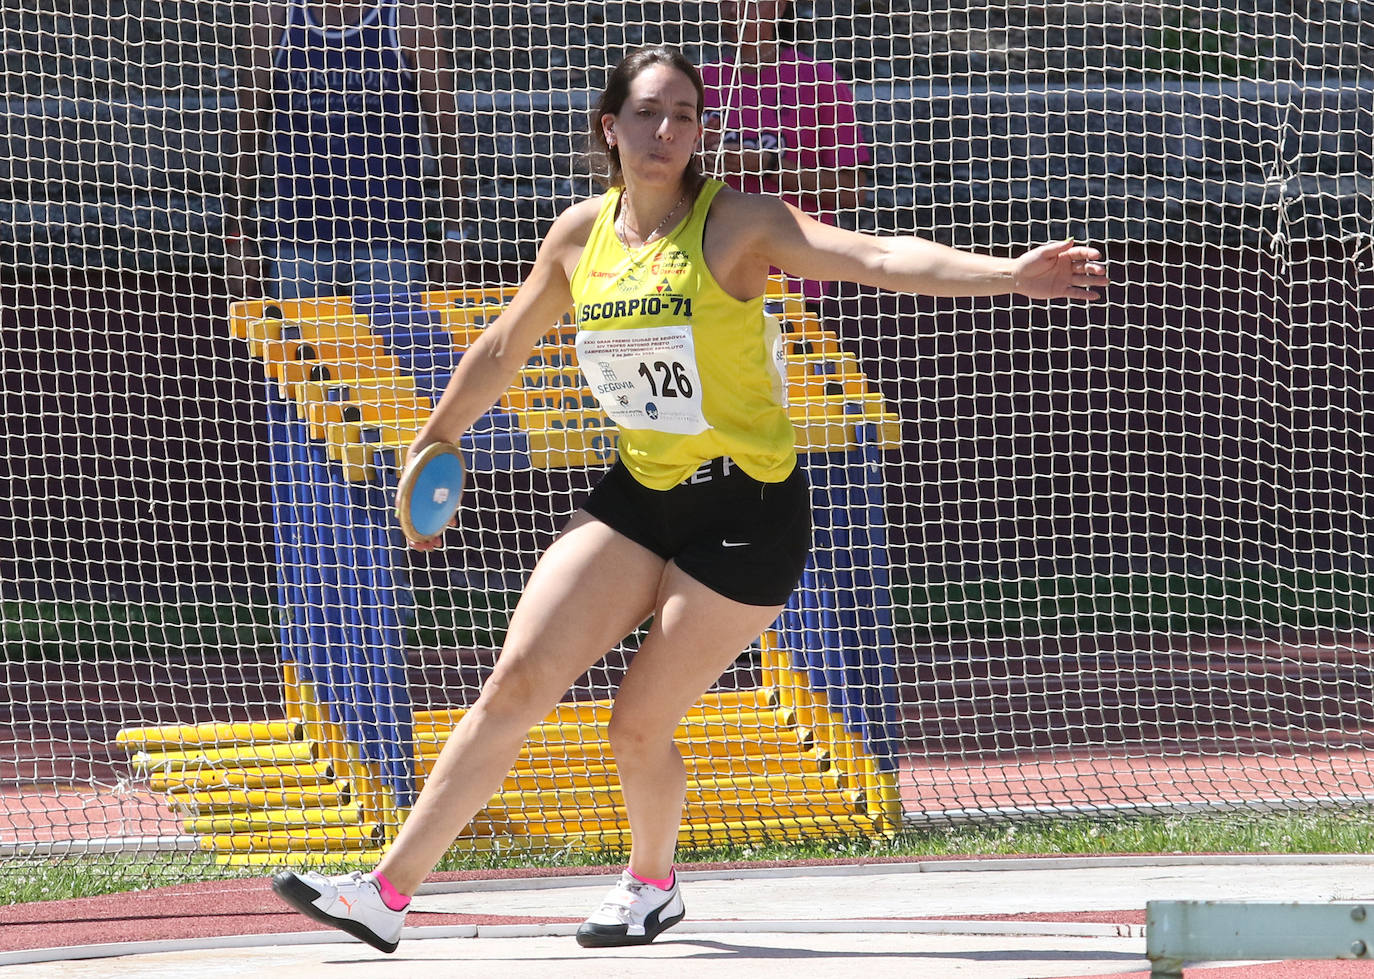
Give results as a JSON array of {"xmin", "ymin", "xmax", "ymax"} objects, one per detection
[
  {"xmin": 575, "ymin": 871, "xmax": 686, "ymax": 947},
  {"xmin": 271, "ymin": 869, "xmax": 407, "ymax": 953}
]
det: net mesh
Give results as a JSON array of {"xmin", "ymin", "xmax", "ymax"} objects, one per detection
[{"xmin": 1, "ymin": 1, "xmax": 1371, "ymax": 881}]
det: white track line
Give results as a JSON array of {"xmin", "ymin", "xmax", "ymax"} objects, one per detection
[
  {"xmin": 0, "ymin": 918, "xmax": 1147, "ymax": 967},
  {"xmin": 415, "ymin": 852, "xmax": 1374, "ymax": 894},
  {"xmin": 5, "ymin": 854, "xmax": 1366, "ymax": 967}
]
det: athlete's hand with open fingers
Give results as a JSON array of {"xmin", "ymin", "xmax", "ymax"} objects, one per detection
[{"xmin": 1012, "ymin": 239, "xmax": 1109, "ymax": 301}]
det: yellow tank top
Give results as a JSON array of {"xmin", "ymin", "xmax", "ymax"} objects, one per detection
[{"xmin": 570, "ymin": 179, "xmax": 795, "ymax": 490}]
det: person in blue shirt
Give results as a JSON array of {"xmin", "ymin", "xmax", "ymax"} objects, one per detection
[{"xmin": 226, "ymin": 0, "xmax": 466, "ymax": 300}]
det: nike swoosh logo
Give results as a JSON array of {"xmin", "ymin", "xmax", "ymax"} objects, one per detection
[{"xmin": 721, "ymin": 540, "xmax": 750, "ymax": 548}]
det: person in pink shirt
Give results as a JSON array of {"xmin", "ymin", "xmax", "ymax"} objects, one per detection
[{"xmin": 701, "ymin": 0, "xmax": 871, "ymax": 303}]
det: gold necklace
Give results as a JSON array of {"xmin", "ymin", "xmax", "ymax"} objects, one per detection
[{"xmin": 615, "ymin": 191, "xmax": 687, "ymax": 252}]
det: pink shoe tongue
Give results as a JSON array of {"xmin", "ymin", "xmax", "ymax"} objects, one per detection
[
  {"xmin": 627, "ymin": 868, "xmax": 675, "ymax": 890},
  {"xmin": 369, "ymin": 871, "xmax": 412, "ymax": 911}
]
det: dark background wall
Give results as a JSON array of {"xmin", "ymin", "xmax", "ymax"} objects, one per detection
[
  {"xmin": 0, "ymin": 5, "xmax": 1370, "ymax": 802},
  {"xmin": 2, "ymin": 2, "xmax": 1372, "ymax": 275},
  {"xmin": 0, "ymin": 2, "xmax": 1370, "ymax": 615},
  {"xmin": 3, "ymin": 238, "xmax": 1369, "ymax": 611}
]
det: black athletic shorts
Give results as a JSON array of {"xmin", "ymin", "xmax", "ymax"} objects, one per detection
[{"xmin": 582, "ymin": 456, "xmax": 812, "ymax": 607}]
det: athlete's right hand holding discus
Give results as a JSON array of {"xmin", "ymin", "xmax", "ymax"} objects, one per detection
[{"xmin": 273, "ymin": 43, "xmax": 1108, "ymax": 955}]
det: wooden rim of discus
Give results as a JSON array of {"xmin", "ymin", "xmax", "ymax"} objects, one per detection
[{"xmin": 395, "ymin": 441, "xmax": 465, "ymax": 544}]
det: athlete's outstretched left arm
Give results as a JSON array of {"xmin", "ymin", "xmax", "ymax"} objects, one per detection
[{"xmin": 747, "ymin": 196, "xmax": 1109, "ymax": 302}]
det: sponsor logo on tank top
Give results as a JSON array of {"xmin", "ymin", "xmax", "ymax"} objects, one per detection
[{"xmin": 577, "ymin": 294, "xmax": 694, "ymax": 324}]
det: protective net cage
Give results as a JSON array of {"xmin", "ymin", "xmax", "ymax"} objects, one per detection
[{"xmin": 1, "ymin": 2, "xmax": 1371, "ymax": 884}]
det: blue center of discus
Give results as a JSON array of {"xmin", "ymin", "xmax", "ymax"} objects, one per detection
[{"xmin": 409, "ymin": 453, "xmax": 464, "ymax": 538}]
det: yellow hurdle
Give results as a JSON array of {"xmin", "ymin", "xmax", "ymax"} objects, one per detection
[
  {"xmin": 260, "ymin": 336, "xmax": 388, "ymax": 367},
  {"xmin": 788, "ymin": 390, "xmax": 889, "ymax": 413},
  {"xmin": 303, "ymin": 399, "xmax": 431, "ymax": 442},
  {"xmin": 200, "ymin": 824, "xmax": 384, "ymax": 854},
  {"xmin": 759, "ymin": 630, "xmax": 783, "ymax": 694},
  {"xmin": 228, "ymin": 297, "xmax": 356, "ymax": 340},
  {"xmin": 502, "ymin": 385, "xmax": 598, "ymax": 413},
  {"xmin": 438, "ymin": 304, "xmax": 505, "ymax": 332},
  {"xmin": 681, "ymin": 750, "xmax": 833, "ymax": 780},
  {"xmin": 792, "ymin": 409, "xmax": 903, "ymax": 452},
  {"xmin": 433, "ymin": 708, "xmax": 808, "ymax": 752},
  {"xmin": 867, "ymin": 764, "xmax": 904, "ymax": 833},
  {"xmin": 183, "ymin": 804, "xmax": 365, "ymax": 836},
  {"xmin": 131, "ymin": 740, "xmax": 314, "ymax": 774},
  {"xmin": 214, "ymin": 849, "xmax": 386, "ymax": 870},
  {"xmin": 681, "ymin": 798, "xmax": 859, "ymax": 825},
  {"xmin": 676, "ymin": 709, "xmax": 802, "ymax": 740},
  {"xmin": 244, "ymin": 316, "xmax": 375, "ymax": 358},
  {"xmin": 415, "ymin": 738, "xmax": 617, "ymax": 769},
  {"xmin": 152, "ymin": 761, "xmax": 335, "ymax": 795},
  {"xmin": 524, "ymin": 426, "xmax": 619, "ymax": 470},
  {"xmin": 523, "ymin": 812, "xmax": 877, "ymax": 853},
  {"xmin": 488, "ymin": 795, "xmax": 862, "ymax": 835},
  {"xmin": 779, "ymin": 332, "xmax": 845, "ymax": 358},
  {"xmin": 289, "ymin": 679, "xmax": 334, "ymax": 767},
  {"xmin": 139, "ymin": 290, "xmax": 905, "ymax": 860},
  {"xmin": 167, "ymin": 781, "xmax": 349, "ymax": 815},
  {"xmin": 270, "ymin": 360, "xmax": 407, "ymax": 398},
  {"xmin": 777, "ymin": 315, "xmax": 830, "ymax": 339},
  {"xmin": 424, "ymin": 286, "xmax": 522, "ymax": 310},
  {"xmin": 785, "ymin": 351, "xmax": 862, "ymax": 377},
  {"xmin": 282, "ymin": 659, "xmax": 305, "ymax": 725},
  {"xmin": 510, "ymin": 364, "xmax": 586, "ymax": 394},
  {"xmin": 689, "ymin": 771, "xmax": 837, "ymax": 800},
  {"xmin": 290, "ymin": 375, "xmax": 418, "ymax": 409},
  {"xmin": 676, "ymin": 813, "xmax": 877, "ymax": 847},
  {"xmin": 114, "ymin": 719, "xmax": 302, "ymax": 751},
  {"xmin": 699, "ymin": 689, "xmax": 774, "ymax": 712},
  {"xmin": 788, "ymin": 370, "xmax": 868, "ymax": 399},
  {"xmin": 486, "ymin": 784, "xmax": 623, "ymax": 814},
  {"xmin": 323, "ymin": 425, "xmax": 417, "ymax": 482},
  {"xmin": 495, "ymin": 750, "xmax": 829, "ymax": 791},
  {"xmin": 265, "ymin": 352, "xmax": 402, "ymax": 387},
  {"xmin": 412, "ymin": 691, "xmax": 777, "ymax": 739}
]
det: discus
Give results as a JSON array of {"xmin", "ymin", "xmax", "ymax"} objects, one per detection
[{"xmin": 394, "ymin": 442, "xmax": 466, "ymax": 544}]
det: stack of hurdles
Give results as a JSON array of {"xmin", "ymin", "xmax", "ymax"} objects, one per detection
[{"xmin": 114, "ymin": 285, "xmax": 904, "ymax": 867}]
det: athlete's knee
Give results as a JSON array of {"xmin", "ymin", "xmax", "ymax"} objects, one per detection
[
  {"xmin": 605, "ymin": 707, "xmax": 677, "ymax": 764},
  {"xmin": 473, "ymin": 662, "xmax": 559, "ymax": 733}
]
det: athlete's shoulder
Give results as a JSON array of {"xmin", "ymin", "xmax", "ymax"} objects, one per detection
[
  {"xmin": 707, "ymin": 185, "xmax": 790, "ymax": 227},
  {"xmin": 542, "ymin": 194, "xmax": 608, "ymax": 254},
  {"xmin": 554, "ymin": 195, "xmax": 607, "ymax": 233},
  {"xmin": 703, "ymin": 186, "xmax": 800, "ymax": 266}
]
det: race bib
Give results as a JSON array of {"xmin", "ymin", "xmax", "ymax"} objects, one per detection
[{"xmin": 576, "ymin": 325, "xmax": 709, "ymax": 435}]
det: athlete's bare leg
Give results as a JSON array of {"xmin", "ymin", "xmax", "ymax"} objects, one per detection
[
  {"xmin": 375, "ymin": 513, "xmax": 665, "ymax": 894},
  {"xmin": 607, "ymin": 564, "xmax": 784, "ymax": 881}
]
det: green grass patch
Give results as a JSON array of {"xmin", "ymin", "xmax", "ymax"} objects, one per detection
[
  {"xmin": 897, "ymin": 567, "xmax": 1372, "ymax": 643},
  {"xmin": 425, "ymin": 809, "xmax": 1374, "ymax": 873},
  {"xmin": 404, "ymin": 585, "xmax": 520, "ymax": 650},
  {"xmin": 1, "ymin": 599, "xmax": 276, "ymax": 663},
  {"xmin": 404, "ymin": 567, "xmax": 1374, "ymax": 652},
  {"xmin": 0, "ymin": 851, "xmax": 226, "ymax": 906},
  {"xmin": 1130, "ymin": 12, "xmax": 1275, "ymax": 79},
  {"xmin": 4, "ymin": 810, "xmax": 1369, "ymax": 906}
]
